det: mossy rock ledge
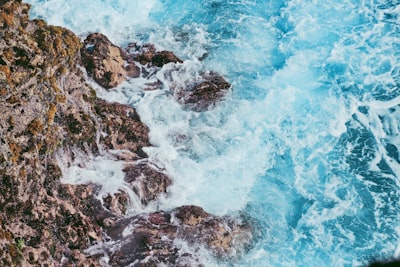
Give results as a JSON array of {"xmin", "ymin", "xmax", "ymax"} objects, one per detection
[{"xmin": 0, "ymin": 1, "xmax": 252, "ymax": 266}]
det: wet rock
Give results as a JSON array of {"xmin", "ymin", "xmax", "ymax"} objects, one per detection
[
  {"xmin": 125, "ymin": 62, "xmax": 141, "ymax": 78},
  {"xmin": 123, "ymin": 161, "xmax": 172, "ymax": 205},
  {"xmin": 81, "ymin": 33, "xmax": 127, "ymax": 89},
  {"xmin": 100, "ymin": 205, "xmax": 252, "ymax": 266},
  {"xmin": 173, "ymin": 71, "xmax": 231, "ymax": 111},
  {"xmin": 95, "ymin": 99, "xmax": 150, "ymax": 159},
  {"xmin": 151, "ymin": 51, "xmax": 183, "ymax": 67},
  {"xmin": 102, "ymin": 190, "xmax": 129, "ymax": 217},
  {"xmin": 125, "ymin": 42, "xmax": 183, "ymax": 67}
]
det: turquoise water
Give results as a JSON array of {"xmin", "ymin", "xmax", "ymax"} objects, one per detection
[{"xmin": 26, "ymin": 0, "xmax": 400, "ymax": 266}]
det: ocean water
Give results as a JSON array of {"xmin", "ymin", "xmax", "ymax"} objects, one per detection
[{"xmin": 25, "ymin": 0, "xmax": 400, "ymax": 266}]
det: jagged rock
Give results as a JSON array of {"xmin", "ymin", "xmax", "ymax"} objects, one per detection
[
  {"xmin": 173, "ymin": 71, "xmax": 231, "ymax": 111},
  {"xmin": 152, "ymin": 51, "xmax": 183, "ymax": 67},
  {"xmin": 81, "ymin": 33, "xmax": 127, "ymax": 89},
  {"xmin": 125, "ymin": 42, "xmax": 183, "ymax": 67},
  {"xmin": 123, "ymin": 161, "xmax": 172, "ymax": 205},
  {"xmin": 81, "ymin": 35, "xmax": 228, "ymax": 111},
  {"xmin": 102, "ymin": 190, "xmax": 130, "ymax": 217},
  {"xmin": 98, "ymin": 205, "xmax": 252, "ymax": 266},
  {"xmin": 95, "ymin": 99, "xmax": 150, "ymax": 159},
  {"xmin": 0, "ymin": 2, "xmax": 123, "ymax": 265},
  {"xmin": 123, "ymin": 43, "xmax": 230, "ymax": 111}
]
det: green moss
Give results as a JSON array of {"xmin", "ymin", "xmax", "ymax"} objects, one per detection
[{"xmin": 16, "ymin": 239, "xmax": 24, "ymax": 253}]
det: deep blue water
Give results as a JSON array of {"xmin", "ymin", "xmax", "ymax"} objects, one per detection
[{"xmin": 26, "ymin": 0, "xmax": 400, "ymax": 266}]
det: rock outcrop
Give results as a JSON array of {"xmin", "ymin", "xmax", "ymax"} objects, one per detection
[
  {"xmin": 0, "ymin": 1, "xmax": 252, "ymax": 266},
  {"xmin": 81, "ymin": 33, "xmax": 231, "ymax": 112},
  {"xmin": 0, "ymin": 1, "xmax": 102, "ymax": 265},
  {"xmin": 94, "ymin": 99, "xmax": 150, "ymax": 159},
  {"xmin": 123, "ymin": 161, "xmax": 171, "ymax": 205},
  {"xmin": 81, "ymin": 33, "xmax": 127, "ymax": 89},
  {"xmin": 81, "ymin": 33, "xmax": 231, "ymax": 111},
  {"xmin": 94, "ymin": 205, "xmax": 252, "ymax": 266},
  {"xmin": 123, "ymin": 41, "xmax": 231, "ymax": 111},
  {"xmin": 0, "ymin": 1, "xmax": 160, "ymax": 265}
]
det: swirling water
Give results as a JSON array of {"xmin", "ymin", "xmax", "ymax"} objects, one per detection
[{"xmin": 25, "ymin": 0, "xmax": 400, "ymax": 266}]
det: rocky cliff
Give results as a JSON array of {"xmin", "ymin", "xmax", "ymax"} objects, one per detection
[{"xmin": 0, "ymin": 1, "xmax": 251, "ymax": 266}]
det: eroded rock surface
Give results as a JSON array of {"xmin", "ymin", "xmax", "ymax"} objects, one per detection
[
  {"xmin": 0, "ymin": 1, "xmax": 159, "ymax": 265},
  {"xmin": 95, "ymin": 205, "xmax": 252, "ymax": 267},
  {"xmin": 81, "ymin": 33, "xmax": 127, "ymax": 89},
  {"xmin": 95, "ymin": 99, "xmax": 150, "ymax": 159},
  {"xmin": 0, "ymin": 1, "xmax": 102, "ymax": 265},
  {"xmin": 173, "ymin": 71, "xmax": 231, "ymax": 111},
  {"xmin": 123, "ymin": 161, "xmax": 172, "ymax": 205},
  {"xmin": 125, "ymin": 42, "xmax": 183, "ymax": 67}
]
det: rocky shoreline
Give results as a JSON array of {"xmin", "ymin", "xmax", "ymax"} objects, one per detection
[{"xmin": 0, "ymin": 1, "xmax": 252, "ymax": 266}]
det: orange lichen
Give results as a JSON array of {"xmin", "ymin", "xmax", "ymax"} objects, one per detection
[
  {"xmin": 9, "ymin": 142, "xmax": 21, "ymax": 164},
  {"xmin": 0, "ymin": 65, "xmax": 12, "ymax": 85},
  {"xmin": 27, "ymin": 119, "xmax": 44, "ymax": 135},
  {"xmin": 55, "ymin": 94, "xmax": 66, "ymax": 103},
  {"xmin": 47, "ymin": 103, "xmax": 57, "ymax": 125},
  {"xmin": 1, "ymin": 12, "xmax": 15, "ymax": 27},
  {"xmin": 49, "ymin": 77, "xmax": 61, "ymax": 93}
]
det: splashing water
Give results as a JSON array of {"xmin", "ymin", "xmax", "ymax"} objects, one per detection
[{"xmin": 25, "ymin": 0, "xmax": 400, "ymax": 266}]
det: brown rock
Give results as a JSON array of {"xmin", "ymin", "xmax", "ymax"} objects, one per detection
[
  {"xmin": 174, "ymin": 71, "xmax": 231, "ymax": 111},
  {"xmin": 81, "ymin": 33, "xmax": 127, "ymax": 89},
  {"xmin": 125, "ymin": 62, "xmax": 140, "ymax": 78},
  {"xmin": 0, "ymin": 2, "xmax": 117, "ymax": 265},
  {"xmin": 95, "ymin": 99, "xmax": 150, "ymax": 159},
  {"xmin": 125, "ymin": 42, "xmax": 183, "ymax": 67},
  {"xmin": 123, "ymin": 161, "xmax": 172, "ymax": 205},
  {"xmin": 102, "ymin": 190, "xmax": 129, "ymax": 217},
  {"xmin": 151, "ymin": 50, "xmax": 183, "ymax": 67},
  {"xmin": 99, "ymin": 205, "xmax": 252, "ymax": 266}
]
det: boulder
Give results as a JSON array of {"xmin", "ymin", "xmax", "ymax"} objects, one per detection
[
  {"xmin": 81, "ymin": 33, "xmax": 127, "ymax": 89},
  {"xmin": 173, "ymin": 71, "xmax": 231, "ymax": 111},
  {"xmin": 125, "ymin": 42, "xmax": 183, "ymax": 67}
]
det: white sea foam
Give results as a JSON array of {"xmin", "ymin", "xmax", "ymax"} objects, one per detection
[{"xmin": 26, "ymin": 0, "xmax": 160, "ymax": 44}]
